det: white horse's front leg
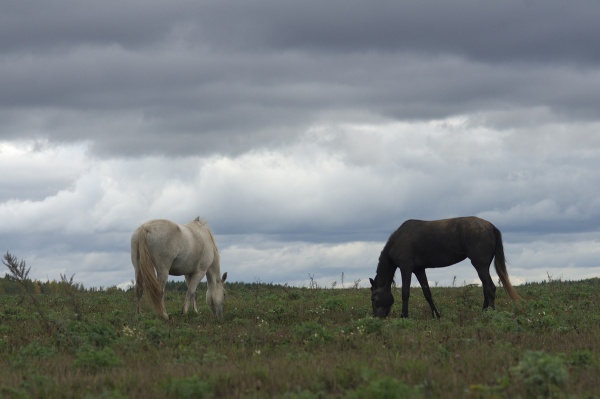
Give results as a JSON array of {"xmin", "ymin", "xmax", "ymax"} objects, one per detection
[
  {"xmin": 183, "ymin": 273, "xmax": 205, "ymax": 314},
  {"xmin": 181, "ymin": 295, "xmax": 194, "ymax": 314}
]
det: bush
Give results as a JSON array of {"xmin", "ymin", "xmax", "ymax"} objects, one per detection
[
  {"xmin": 569, "ymin": 350, "xmax": 595, "ymax": 367},
  {"xmin": 83, "ymin": 390, "xmax": 129, "ymax": 399},
  {"xmin": 323, "ymin": 297, "xmax": 345, "ymax": 310},
  {"xmin": 74, "ymin": 347, "xmax": 122, "ymax": 372},
  {"xmin": 163, "ymin": 376, "xmax": 213, "ymax": 399},
  {"xmin": 19, "ymin": 340, "xmax": 57, "ymax": 359},
  {"xmin": 347, "ymin": 376, "xmax": 423, "ymax": 399},
  {"xmin": 352, "ymin": 317, "xmax": 384, "ymax": 335},
  {"xmin": 390, "ymin": 317, "xmax": 413, "ymax": 329},
  {"xmin": 294, "ymin": 321, "xmax": 332, "ymax": 343},
  {"xmin": 511, "ymin": 351, "xmax": 568, "ymax": 398}
]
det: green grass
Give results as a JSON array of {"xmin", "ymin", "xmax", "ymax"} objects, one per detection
[{"xmin": 1, "ymin": 277, "xmax": 599, "ymax": 398}]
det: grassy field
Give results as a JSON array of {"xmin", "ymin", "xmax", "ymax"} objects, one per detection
[{"xmin": 0, "ymin": 270, "xmax": 599, "ymax": 398}]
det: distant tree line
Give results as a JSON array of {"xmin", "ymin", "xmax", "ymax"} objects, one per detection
[
  {"xmin": 0, "ymin": 273, "xmax": 278, "ymax": 295},
  {"xmin": 0, "ymin": 273, "xmax": 86, "ymax": 295}
]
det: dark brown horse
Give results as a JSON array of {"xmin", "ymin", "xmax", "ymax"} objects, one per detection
[{"xmin": 370, "ymin": 216, "xmax": 521, "ymax": 318}]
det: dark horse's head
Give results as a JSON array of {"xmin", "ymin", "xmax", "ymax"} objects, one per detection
[{"xmin": 370, "ymin": 277, "xmax": 394, "ymax": 318}]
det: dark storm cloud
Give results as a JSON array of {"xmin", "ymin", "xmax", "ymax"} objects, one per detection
[
  {"xmin": 3, "ymin": 0, "xmax": 599, "ymax": 63},
  {"xmin": 0, "ymin": 1, "xmax": 185, "ymax": 52},
  {"xmin": 194, "ymin": 1, "xmax": 600, "ymax": 64},
  {"xmin": 1, "ymin": 0, "xmax": 599, "ymax": 157}
]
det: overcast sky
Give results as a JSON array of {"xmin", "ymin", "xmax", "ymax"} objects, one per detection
[{"xmin": 1, "ymin": 0, "xmax": 599, "ymax": 291}]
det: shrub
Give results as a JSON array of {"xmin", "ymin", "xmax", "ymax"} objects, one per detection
[
  {"xmin": 282, "ymin": 390, "xmax": 319, "ymax": 399},
  {"xmin": 352, "ymin": 317, "xmax": 384, "ymax": 335},
  {"xmin": 390, "ymin": 317, "xmax": 413, "ymax": 329},
  {"xmin": 347, "ymin": 376, "xmax": 423, "ymax": 399},
  {"xmin": 18, "ymin": 340, "xmax": 57, "ymax": 359},
  {"xmin": 294, "ymin": 321, "xmax": 332, "ymax": 343},
  {"xmin": 74, "ymin": 347, "xmax": 122, "ymax": 372},
  {"xmin": 288, "ymin": 291, "xmax": 301, "ymax": 300},
  {"xmin": 323, "ymin": 297, "xmax": 345, "ymax": 311},
  {"xmin": 6, "ymin": 373, "xmax": 57, "ymax": 398},
  {"xmin": 163, "ymin": 376, "xmax": 213, "ymax": 399},
  {"xmin": 202, "ymin": 350, "xmax": 228, "ymax": 365},
  {"xmin": 266, "ymin": 304, "xmax": 288, "ymax": 321},
  {"xmin": 144, "ymin": 325, "xmax": 168, "ymax": 345},
  {"xmin": 511, "ymin": 351, "xmax": 568, "ymax": 398},
  {"xmin": 479, "ymin": 310, "xmax": 522, "ymax": 332},
  {"xmin": 569, "ymin": 350, "xmax": 595, "ymax": 367},
  {"xmin": 83, "ymin": 390, "xmax": 129, "ymax": 399},
  {"xmin": 88, "ymin": 324, "xmax": 117, "ymax": 347}
]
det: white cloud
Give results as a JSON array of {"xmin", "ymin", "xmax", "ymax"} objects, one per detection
[
  {"xmin": 221, "ymin": 239, "xmax": 380, "ymax": 287},
  {"xmin": 2, "ymin": 121, "xmax": 600, "ymax": 289}
]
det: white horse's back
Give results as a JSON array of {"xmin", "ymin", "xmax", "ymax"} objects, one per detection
[{"xmin": 140, "ymin": 219, "xmax": 216, "ymax": 276}]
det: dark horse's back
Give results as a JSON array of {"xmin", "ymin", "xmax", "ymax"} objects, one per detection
[{"xmin": 385, "ymin": 216, "xmax": 496, "ymax": 269}]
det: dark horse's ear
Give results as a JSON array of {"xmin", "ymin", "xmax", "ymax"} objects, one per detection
[
  {"xmin": 369, "ymin": 278, "xmax": 376, "ymax": 288},
  {"xmin": 194, "ymin": 216, "xmax": 200, "ymax": 221},
  {"xmin": 222, "ymin": 272, "xmax": 228, "ymax": 283}
]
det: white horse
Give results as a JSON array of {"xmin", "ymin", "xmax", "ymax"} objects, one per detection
[{"xmin": 130, "ymin": 217, "xmax": 227, "ymax": 320}]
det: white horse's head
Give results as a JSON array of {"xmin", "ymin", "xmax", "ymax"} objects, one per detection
[{"xmin": 206, "ymin": 272, "xmax": 227, "ymax": 319}]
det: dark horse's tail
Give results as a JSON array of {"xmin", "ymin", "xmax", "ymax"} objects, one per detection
[{"xmin": 493, "ymin": 226, "xmax": 522, "ymax": 303}]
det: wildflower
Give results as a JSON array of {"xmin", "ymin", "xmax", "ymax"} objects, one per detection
[{"xmin": 122, "ymin": 326, "xmax": 135, "ymax": 336}]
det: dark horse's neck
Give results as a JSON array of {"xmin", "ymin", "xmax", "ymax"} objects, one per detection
[{"xmin": 375, "ymin": 253, "xmax": 396, "ymax": 289}]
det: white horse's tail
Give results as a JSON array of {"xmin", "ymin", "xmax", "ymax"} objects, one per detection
[{"xmin": 138, "ymin": 226, "xmax": 167, "ymax": 317}]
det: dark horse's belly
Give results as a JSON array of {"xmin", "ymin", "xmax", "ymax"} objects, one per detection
[{"xmin": 411, "ymin": 249, "xmax": 467, "ymax": 269}]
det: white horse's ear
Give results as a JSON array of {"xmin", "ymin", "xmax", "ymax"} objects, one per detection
[
  {"xmin": 194, "ymin": 216, "xmax": 200, "ymax": 222},
  {"xmin": 222, "ymin": 272, "xmax": 227, "ymax": 283}
]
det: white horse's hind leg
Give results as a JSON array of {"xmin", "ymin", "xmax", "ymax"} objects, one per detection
[
  {"xmin": 135, "ymin": 270, "xmax": 144, "ymax": 314},
  {"xmin": 156, "ymin": 270, "xmax": 169, "ymax": 320},
  {"xmin": 131, "ymin": 230, "xmax": 143, "ymax": 315},
  {"xmin": 182, "ymin": 272, "xmax": 205, "ymax": 314},
  {"xmin": 183, "ymin": 275, "xmax": 195, "ymax": 314}
]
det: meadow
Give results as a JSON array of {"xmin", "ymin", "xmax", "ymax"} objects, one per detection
[{"xmin": 0, "ymin": 256, "xmax": 599, "ymax": 398}]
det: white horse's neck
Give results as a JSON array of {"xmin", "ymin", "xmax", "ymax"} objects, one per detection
[
  {"xmin": 205, "ymin": 260, "xmax": 222, "ymax": 288},
  {"xmin": 197, "ymin": 220, "xmax": 221, "ymax": 288}
]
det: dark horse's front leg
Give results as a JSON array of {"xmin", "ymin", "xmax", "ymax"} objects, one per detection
[{"xmin": 400, "ymin": 271, "xmax": 412, "ymax": 318}]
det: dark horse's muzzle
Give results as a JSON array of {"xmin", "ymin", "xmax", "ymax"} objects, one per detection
[
  {"xmin": 371, "ymin": 288, "xmax": 394, "ymax": 318},
  {"xmin": 373, "ymin": 307, "xmax": 391, "ymax": 318}
]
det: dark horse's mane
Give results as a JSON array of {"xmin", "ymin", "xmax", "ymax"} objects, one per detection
[{"xmin": 374, "ymin": 244, "xmax": 396, "ymax": 287}]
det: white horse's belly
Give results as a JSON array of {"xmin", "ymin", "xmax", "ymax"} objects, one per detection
[{"xmin": 170, "ymin": 258, "xmax": 196, "ymax": 276}]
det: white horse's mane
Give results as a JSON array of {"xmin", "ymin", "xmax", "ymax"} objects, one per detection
[
  {"xmin": 193, "ymin": 216, "xmax": 207, "ymax": 225},
  {"xmin": 194, "ymin": 216, "xmax": 219, "ymax": 264}
]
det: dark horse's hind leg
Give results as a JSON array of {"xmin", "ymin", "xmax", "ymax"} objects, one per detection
[
  {"xmin": 474, "ymin": 263, "xmax": 497, "ymax": 310},
  {"xmin": 414, "ymin": 269, "xmax": 441, "ymax": 319}
]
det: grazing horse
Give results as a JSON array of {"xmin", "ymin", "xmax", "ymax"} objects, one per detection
[
  {"xmin": 131, "ymin": 217, "xmax": 227, "ymax": 320},
  {"xmin": 370, "ymin": 216, "xmax": 521, "ymax": 318}
]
